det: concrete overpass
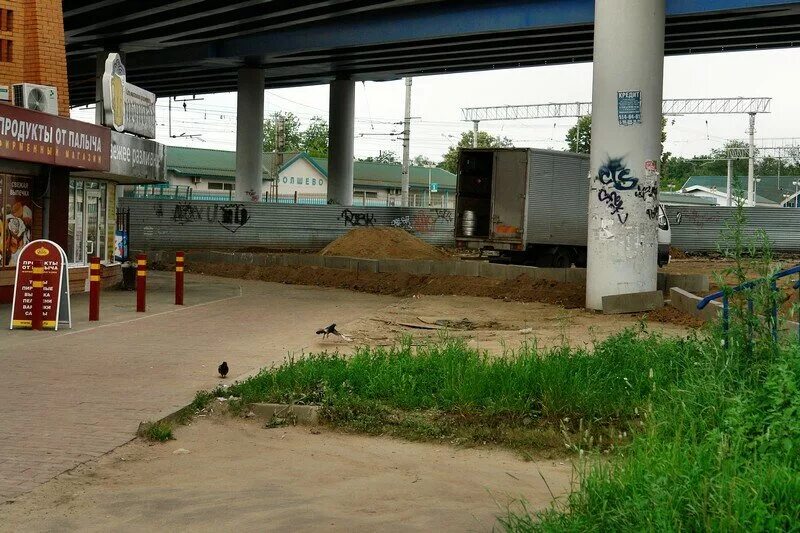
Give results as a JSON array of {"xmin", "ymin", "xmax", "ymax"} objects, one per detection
[{"xmin": 65, "ymin": 0, "xmax": 800, "ymax": 105}]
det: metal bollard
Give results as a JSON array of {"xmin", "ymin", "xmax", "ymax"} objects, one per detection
[
  {"xmin": 89, "ymin": 256, "xmax": 101, "ymax": 321},
  {"xmin": 31, "ymin": 260, "xmax": 44, "ymax": 330},
  {"xmin": 175, "ymin": 251, "xmax": 185, "ymax": 305},
  {"xmin": 136, "ymin": 254, "xmax": 147, "ymax": 312}
]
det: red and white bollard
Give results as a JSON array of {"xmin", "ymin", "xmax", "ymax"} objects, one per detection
[
  {"xmin": 136, "ymin": 254, "xmax": 147, "ymax": 312},
  {"xmin": 175, "ymin": 251, "xmax": 185, "ymax": 306},
  {"xmin": 31, "ymin": 260, "xmax": 44, "ymax": 330},
  {"xmin": 89, "ymin": 256, "xmax": 101, "ymax": 321}
]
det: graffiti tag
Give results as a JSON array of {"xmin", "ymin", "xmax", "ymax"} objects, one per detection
[
  {"xmin": 434, "ymin": 209, "xmax": 454, "ymax": 223},
  {"xmin": 172, "ymin": 202, "xmax": 203, "ymax": 225},
  {"xmin": 413, "ymin": 212, "xmax": 434, "ymax": 233},
  {"xmin": 635, "ymin": 185, "xmax": 658, "ymax": 200},
  {"xmin": 598, "ymin": 188, "xmax": 629, "ymax": 224},
  {"xmin": 391, "ymin": 216, "xmax": 413, "ymax": 231},
  {"xmin": 171, "ymin": 201, "xmax": 250, "ymax": 233},
  {"xmin": 218, "ymin": 204, "xmax": 250, "ymax": 233},
  {"xmin": 339, "ymin": 209, "xmax": 375, "ymax": 227},
  {"xmin": 597, "ymin": 157, "xmax": 638, "ymax": 191}
]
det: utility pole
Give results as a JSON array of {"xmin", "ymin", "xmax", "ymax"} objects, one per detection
[
  {"xmin": 472, "ymin": 120, "xmax": 479, "ymax": 148},
  {"xmin": 727, "ymin": 158, "xmax": 733, "ymax": 207},
  {"xmin": 401, "ymin": 77, "xmax": 412, "ymax": 207},
  {"xmin": 747, "ymin": 112, "xmax": 756, "ymax": 204}
]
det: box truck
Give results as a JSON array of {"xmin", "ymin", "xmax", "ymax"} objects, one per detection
[{"xmin": 455, "ymin": 148, "xmax": 670, "ymax": 267}]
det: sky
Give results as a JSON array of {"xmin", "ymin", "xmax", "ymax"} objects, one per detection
[{"xmin": 71, "ymin": 48, "xmax": 800, "ymax": 163}]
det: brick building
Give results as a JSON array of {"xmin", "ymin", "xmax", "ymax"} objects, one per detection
[{"xmin": 0, "ymin": 0, "xmax": 165, "ymax": 306}]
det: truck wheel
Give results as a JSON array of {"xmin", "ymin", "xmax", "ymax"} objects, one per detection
[{"xmin": 551, "ymin": 249, "xmax": 572, "ymax": 268}]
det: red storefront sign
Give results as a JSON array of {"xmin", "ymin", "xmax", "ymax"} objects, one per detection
[
  {"xmin": 10, "ymin": 240, "xmax": 71, "ymax": 330},
  {"xmin": 0, "ymin": 104, "xmax": 110, "ymax": 171}
]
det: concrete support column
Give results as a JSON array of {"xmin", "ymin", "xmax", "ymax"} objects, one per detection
[
  {"xmin": 472, "ymin": 120, "xmax": 479, "ymax": 148},
  {"xmin": 327, "ymin": 80, "xmax": 356, "ymax": 206},
  {"xmin": 747, "ymin": 113, "xmax": 756, "ymax": 204},
  {"xmin": 586, "ymin": 0, "xmax": 665, "ymax": 311},
  {"xmin": 235, "ymin": 68, "xmax": 266, "ymax": 202}
]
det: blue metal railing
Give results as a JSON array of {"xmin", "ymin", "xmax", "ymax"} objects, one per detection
[{"xmin": 697, "ymin": 264, "xmax": 800, "ymax": 348}]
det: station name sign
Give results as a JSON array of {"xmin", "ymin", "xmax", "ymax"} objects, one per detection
[
  {"xmin": 0, "ymin": 104, "xmax": 110, "ymax": 171},
  {"xmin": 103, "ymin": 53, "xmax": 157, "ymax": 139}
]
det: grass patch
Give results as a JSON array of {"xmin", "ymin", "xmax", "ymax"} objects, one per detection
[
  {"xmin": 224, "ymin": 330, "xmax": 700, "ymax": 455},
  {"xmin": 137, "ymin": 420, "xmax": 174, "ymax": 442}
]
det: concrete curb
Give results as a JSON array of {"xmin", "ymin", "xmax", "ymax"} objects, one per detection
[{"xmin": 141, "ymin": 249, "xmax": 710, "ymax": 295}]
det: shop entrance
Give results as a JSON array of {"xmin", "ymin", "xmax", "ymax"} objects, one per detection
[{"xmin": 68, "ymin": 179, "xmax": 108, "ymax": 264}]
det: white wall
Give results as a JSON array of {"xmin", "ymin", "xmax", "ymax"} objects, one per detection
[{"xmin": 276, "ymin": 158, "xmax": 327, "ymax": 196}]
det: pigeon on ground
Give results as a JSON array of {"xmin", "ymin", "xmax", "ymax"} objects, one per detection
[
  {"xmin": 218, "ymin": 361, "xmax": 229, "ymax": 378},
  {"xmin": 316, "ymin": 323, "xmax": 353, "ymax": 342}
]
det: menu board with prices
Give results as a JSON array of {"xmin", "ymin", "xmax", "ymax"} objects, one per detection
[{"xmin": 10, "ymin": 240, "xmax": 71, "ymax": 330}]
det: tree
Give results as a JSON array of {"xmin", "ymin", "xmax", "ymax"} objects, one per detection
[
  {"xmin": 564, "ymin": 115, "xmax": 592, "ymax": 154},
  {"xmin": 439, "ymin": 131, "xmax": 513, "ymax": 174},
  {"xmin": 301, "ymin": 116, "xmax": 329, "ymax": 158},
  {"xmin": 565, "ymin": 115, "xmax": 667, "ymax": 155},
  {"xmin": 263, "ymin": 112, "xmax": 302, "ymax": 152},
  {"xmin": 359, "ymin": 151, "xmax": 401, "ymax": 164},
  {"xmin": 412, "ymin": 155, "xmax": 435, "ymax": 167}
]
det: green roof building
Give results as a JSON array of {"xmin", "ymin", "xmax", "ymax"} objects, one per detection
[
  {"xmin": 161, "ymin": 146, "xmax": 455, "ymax": 207},
  {"xmin": 681, "ymin": 175, "xmax": 800, "ymax": 207}
]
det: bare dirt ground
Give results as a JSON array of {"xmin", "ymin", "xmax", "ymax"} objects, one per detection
[
  {"xmin": 320, "ymin": 295, "xmax": 694, "ymax": 354},
  {"xmin": 0, "ymin": 414, "xmax": 574, "ymax": 533}
]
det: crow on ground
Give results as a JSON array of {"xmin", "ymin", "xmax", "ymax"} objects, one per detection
[
  {"xmin": 218, "ymin": 361, "xmax": 229, "ymax": 378},
  {"xmin": 316, "ymin": 323, "xmax": 339, "ymax": 339}
]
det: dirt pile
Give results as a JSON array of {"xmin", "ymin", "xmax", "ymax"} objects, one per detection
[
  {"xmin": 669, "ymin": 247, "xmax": 689, "ymax": 259},
  {"xmin": 643, "ymin": 305, "xmax": 705, "ymax": 328},
  {"xmin": 319, "ymin": 227, "xmax": 450, "ymax": 260}
]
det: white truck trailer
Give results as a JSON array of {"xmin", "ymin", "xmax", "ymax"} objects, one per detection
[{"xmin": 454, "ymin": 148, "xmax": 670, "ymax": 267}]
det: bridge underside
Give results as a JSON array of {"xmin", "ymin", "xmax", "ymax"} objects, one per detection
[{"xmin": 64, "ymin": 0, "xmax": 800, "ymax": 106}]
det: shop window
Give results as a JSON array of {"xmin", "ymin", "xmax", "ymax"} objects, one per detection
[
  {"xmin": 0, "ymin": 39, "xmax": 12, "ymax": 63},
  {"xmin": 68, "ymin": 179, "xmax": 110, "ymax": 264},
  {"xmin": 0, "ymin": 9, "xmax": 12, "ymax": 32}
]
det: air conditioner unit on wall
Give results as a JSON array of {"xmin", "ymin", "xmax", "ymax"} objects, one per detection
[{"xmin": 12, "ymin": 83, "xmax": 58, "ymax": 115}]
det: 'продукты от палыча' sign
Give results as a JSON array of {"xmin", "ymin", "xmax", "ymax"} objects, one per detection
[{"xmin": 10, "ymin": 240, "xmax": 72, "ymax": 330}]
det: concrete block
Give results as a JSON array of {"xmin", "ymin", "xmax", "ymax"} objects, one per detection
[
  {"xmin": 356, "ymin": 259, "xmax": 379, "ymax": 273},
  {"xmin": 404, "ymin": 260, "xmax": 433, "ymax": 276},
  {"xmin": 452, "ymin": 260, "xmax": 481, "ymax": 277},
  {"xmin": 533, "ymin": 268, "xmax": 567, "ymax": 283},
  {"xmin": 431, "ymin": 260, "xmax": 459, "ymax": 276},
  {"xmin": 378, "ymin": 258, "xmax": 410, "ymax": 274},
  {"xmin": 250, "ymin": 403, "xmax": 320, "ymax": 425},
  {"xmin": 291, "ymin": 254, "xmax": 324, "ymax": 268},
  {"xmin": 479, "ymin": 261, "xmax": 508, "ymax": 280},
  {"xmin": 324, "ymin": 255, "xmax": 356, "ymax": 271},
  {"xmin": 657, "ymin": 272, "xmax": 667, "ymax": 292},
  {"xmin": 665, "ymin": 273, "xmax": 709, "ymax": 293},
  {"xmin": 669, "ymin": 287, "xmax": 721, "ymax": 323},
  {"xmin": 565, "ymin": 268, "xmax": 587, "ymax": 285},
  {"xmin": 504, "ymin": 264, "xmax": 536, "ymax": 281},
  {"xmin": 602, "ymin": 290, "xmax": 664, "ymax": 314}
]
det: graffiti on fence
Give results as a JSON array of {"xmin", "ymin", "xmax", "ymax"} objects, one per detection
[
  {"xmin": 339, "ymin": 209, "xmax": 375, "ymax": 227},
  {"xmin": 434, "ymin": 209, "xmax": 454, "ymax": 224},
  {"xmin": 391, "ymin": 216, "xmax": 413, "ymax": 231},
  {"xmin": 170, "ymin": 202, "xmax": 250, "ymax": 233}
]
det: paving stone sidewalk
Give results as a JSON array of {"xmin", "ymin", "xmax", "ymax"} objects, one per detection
[{"xmin": 0, "ymin": 272, "xmax": 394, "ymax": 501}]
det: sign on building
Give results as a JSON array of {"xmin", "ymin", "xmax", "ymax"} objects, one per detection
[
  {"xmin": 110, "ymin": 131, "xmax": 166, "ymax": 181},
  {"xmin": 430, "ymin": 182, "xmax": 439, "ymax": 193},
  {"xmin": 0, "ymin": 105, "xmax": 110, "ymax": 171},
  {"xmin": 102, "ymin": 53, "xmax": 157, "ymax": 139},
  {"xmin": 9, "ymin": 240, "xmax": 71, "ymax": 330}
]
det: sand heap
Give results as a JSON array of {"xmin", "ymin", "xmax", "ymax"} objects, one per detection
[{"xmin": 320, "ymin": 227, "xmax": 450, "ymax": 260}]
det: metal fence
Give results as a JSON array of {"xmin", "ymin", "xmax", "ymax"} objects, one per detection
[
  {"xmin": 668, "ymin": 206, "xmax": 800, "ymax": 252},
  {"xmin": 119, "ymin": 198, "xmax": 456, "ymax": 251}
]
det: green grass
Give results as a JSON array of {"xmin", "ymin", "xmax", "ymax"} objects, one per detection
[
  {"xmin": 137, "ymin": 420, "xmax": 174, "ymax": 442},
  {"xmin": 218, "ymin": 330, "xmax": 699, "ymax": 454},
  {"xmin": 499, "ymin": 334, "xmax": 800, "ymax": 531}
]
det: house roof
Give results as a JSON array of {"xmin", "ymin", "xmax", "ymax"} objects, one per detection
[
  {"xmin": 659, "ymin": 191, "xmax": 718, "ymax": 206},
  {"xmin": 165, "ymin": 146, "xmax": 456, "ymax": 190},
  {"xmin": 681, "ymin": 184, "xmax": 776, "ymax": 205},
  {"xmin": 166, "ymin": 146, "xmax": 296, "ymax": 181},
  {"xmin": 682, "ymin": 175, "xmax": 800, "ymax": 205}
]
